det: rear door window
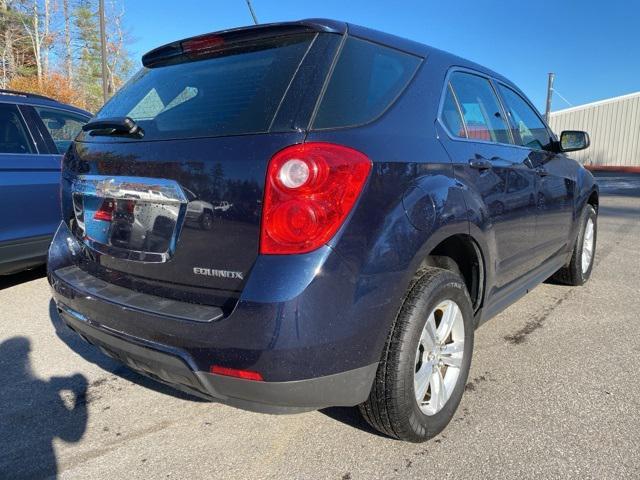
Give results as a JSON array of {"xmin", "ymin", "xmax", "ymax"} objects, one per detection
[
  {"xmin": 91, "ymin": 34, "xmax": 315, "ymax": 141},
  {"xmin": 312, "ymin": 37, "xmax": 421, "ymax": 129},
  {"xmin": 35, "ymin": 107, "xmax": 89, "ymax": 153},
  {"xmin": 449, "ymin": 72, "xmax": 511, "ymax": 144},
  {"xmin": 0, "ymin": 103, "xmax": 35, "ymax": 154},
  {"xmin": 441, "ymin": 84, "xmax": 466, "ymax": 138},
  {"xmin": 497, "ymin": 85, "xmax": 552, "ymax": 151}
]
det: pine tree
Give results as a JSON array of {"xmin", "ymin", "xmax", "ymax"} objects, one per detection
[{"xmin": 74, "ymin": 0, "xmax": 102, "ymax": 110}]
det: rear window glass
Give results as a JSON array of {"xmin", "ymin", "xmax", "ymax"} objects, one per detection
[
  {"xmin": 91, "ymin": 34, "xmax": 314, "ymax": 141},
  {"xmin": 312, "ymin": 37, "xmax": 421, "ymax": 129}
]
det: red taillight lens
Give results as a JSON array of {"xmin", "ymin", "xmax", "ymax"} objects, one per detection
[
  {"xmin": 261, "ymin": 143, "xmax": 372, "ymax": 255},
  {"xmin": 210, "ymin": 365, "xmax": 264, "ymax": 381},
  {"xmin": 93, "ymin": 199, "xmax": 114, "ymax": 222}
]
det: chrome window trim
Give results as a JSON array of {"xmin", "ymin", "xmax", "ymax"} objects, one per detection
[{"xmin": 0, "ymin": 152, "xmax": 49, "ymax": 157}]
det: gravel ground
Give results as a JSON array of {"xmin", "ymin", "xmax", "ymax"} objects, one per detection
[{"xmin": 1, "ymin": 173, "xmax": 639, "ymax": 479}]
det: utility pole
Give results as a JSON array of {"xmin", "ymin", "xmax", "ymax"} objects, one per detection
[
  {"xmin": 99, "ymin": 0, "xmax": 108, "ymax": 103},
  {"xmin": 544, "ymin": 72, "xmax": 555, "ymax": 123},
  {"xmin": 245, "ymin": 0, "xmax": 259, "ymax": 25}
]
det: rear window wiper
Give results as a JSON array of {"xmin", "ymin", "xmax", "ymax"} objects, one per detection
[{"xmin": 82, "ymin": 116, "xmax": 144, "ymax": 138}]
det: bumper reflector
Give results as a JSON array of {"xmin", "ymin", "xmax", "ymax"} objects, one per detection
[{"xmin": 210, "ymin": 365, "xmax": 264, "ymax": 381}]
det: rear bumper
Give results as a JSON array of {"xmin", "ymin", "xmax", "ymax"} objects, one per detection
[
  {"xmin": 48, "ymin": 222, "xmax": 379, "ymax": 412},
  {"xmin": 56, "ymin": 302, "xmax": 376, "ymax": 413}
]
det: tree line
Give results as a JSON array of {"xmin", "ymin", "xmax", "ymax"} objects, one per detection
[{"xmin": 1, "ymin": 0, "xmax": 133, "ymax": 112}]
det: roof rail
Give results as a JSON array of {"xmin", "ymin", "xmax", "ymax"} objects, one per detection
[{"xmin": 0, "ymin": 89, "xmax": 56, "ymax": 102}]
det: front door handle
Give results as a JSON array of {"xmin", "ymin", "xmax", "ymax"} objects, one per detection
[
  {"xmin": 535, "ymin": 167, "xmax": 549, "ymax": 177},
  {"xmin": 468, "ymin": 158, "xmax": 492, "ymax": 171}
]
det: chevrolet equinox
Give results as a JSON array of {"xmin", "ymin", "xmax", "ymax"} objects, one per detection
[{"xmin": 48, "ymin": 19, "xmax": 598, "ymax": 442}]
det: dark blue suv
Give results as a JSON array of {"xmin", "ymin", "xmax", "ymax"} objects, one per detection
[
  {"xmin": 0, "ymin": 90, "xmax": 90, "ymax": 275},
  {"xmin": 48, "ymin": 20, "xmax": 598, "ymax": 442}
]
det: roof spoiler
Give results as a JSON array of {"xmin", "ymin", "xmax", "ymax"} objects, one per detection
[{"xmin": 141, "ymin": 19, "xmax": 346, "ymax": 68}]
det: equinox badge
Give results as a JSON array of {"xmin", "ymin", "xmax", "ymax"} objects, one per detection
[{"xmin": 193, "ymin": 267, "xmax": 244, "ymax": 280}]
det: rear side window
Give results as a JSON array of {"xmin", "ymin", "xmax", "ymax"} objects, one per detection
[
  {"xmin": 35, "ymin": 107, "xmax": 88, "ymax": 153},
  {"xmin": 449, "ymin": 72, "xmax": 511, "ymax": 144},
  {"xmin": 441, "ymin": 84, "xmax": 466, "ymax": 137},
  {"xmin": 312, "ymin": 37, "xmax": 421, "ymax": 129},
  {"xmin": 0, "ymin": 103, "xmax": 34, "ymax": 154},
  {"xmin": 92, "ymin": 34, "xmax": 315, "ymax": 141},
  {"xmin": 497, "ymin": 85, "xmax": 552, "ymax": 151}
]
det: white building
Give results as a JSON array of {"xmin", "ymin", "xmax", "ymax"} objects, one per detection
[{"xmin": 548, "ymin": 91, "xmax": 640, "ymax": 169}]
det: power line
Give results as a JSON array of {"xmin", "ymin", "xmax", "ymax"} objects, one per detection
[{"xmin": 551, "ymin": 88, "xmax": 574, "ymax": 107}]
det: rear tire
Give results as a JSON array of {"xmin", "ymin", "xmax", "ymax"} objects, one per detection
[
  {"xmin": 552, "ymin": 205, "xmax": 597, "ymax": 286},
  {"xmin": 359, "ymin": 268, "xmax": 474, "ymax": 442}
]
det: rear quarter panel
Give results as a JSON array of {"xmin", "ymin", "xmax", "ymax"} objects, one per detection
[{"xmin": 304, "ymin": 54, "xmax": 471, "ymax": 366}]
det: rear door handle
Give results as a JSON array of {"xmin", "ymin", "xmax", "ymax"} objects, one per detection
[
  {"xmin": 535, "ymin": 167, "xmax": 549, "ymax": 177},
  {"xmin": 468, "ymin": 158, "xmax": 492, "ymax": 171}
]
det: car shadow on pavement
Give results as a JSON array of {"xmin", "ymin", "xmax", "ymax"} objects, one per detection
[
  {"xmin": 319, "ymin": 407, "xmax": 390, "ymax": 438},
  {"xmin": 48, "ymin": 299, "xmax": 207, "ymax": 403},
  {"xmin": 0, "ymin": 337, "xmax": 88, "ymax": 479},
  {"xmin": 0, "ymin": 265, "xmax": 47, "ymax": 291}
]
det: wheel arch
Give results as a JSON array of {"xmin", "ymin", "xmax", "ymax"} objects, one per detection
[
  {"xmin": 587, "ymin": 188, "xmax": 599, "ymax": 212},
  {"xmin": 411, "ymin": 233, "xmax": 486, "ymax": 314}
]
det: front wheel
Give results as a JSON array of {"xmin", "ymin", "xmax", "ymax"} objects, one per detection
[
  {"xmin": 359, "ymin": 268, "xmax": 474, "ymax": 442},
  {"xmin": 552, "ymin": 204, "xmax": 597, "ymax": 286}
]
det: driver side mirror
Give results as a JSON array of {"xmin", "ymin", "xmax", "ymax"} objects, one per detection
[{"xmin": 560, "ymin": 130, "xmax": 590, "ymax": 152}]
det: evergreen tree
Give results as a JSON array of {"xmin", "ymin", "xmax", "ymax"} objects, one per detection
[{"xmin": 74, "ymin": 0, "xmax": 102, "ymax": 110}]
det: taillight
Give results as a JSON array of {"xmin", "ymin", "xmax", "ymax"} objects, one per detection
[
  {"xmin": 260, "ymin": 143, "xmax": 372, "ymax": 255},
  {"xmin": 94, "ymin": 199, "xmax": 114, "ymax": 222}
]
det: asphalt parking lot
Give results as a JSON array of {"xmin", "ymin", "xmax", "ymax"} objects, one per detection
[{"xmin": 1, "ymin": 172, "xmax": 639, "ymax": 480}]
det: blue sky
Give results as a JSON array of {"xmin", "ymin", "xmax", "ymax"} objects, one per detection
[{"xmin": 126, "ymin": 0, "xmax": 639, "ymax": 112}]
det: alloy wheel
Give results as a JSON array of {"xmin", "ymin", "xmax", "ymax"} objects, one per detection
[
  {"xmin": 581, "ymin": 218, "xmax": 595, "ymax": 274},
  {"xmin": 414, "ymin": 300, "xmax": 465, "ymax": 416}
]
